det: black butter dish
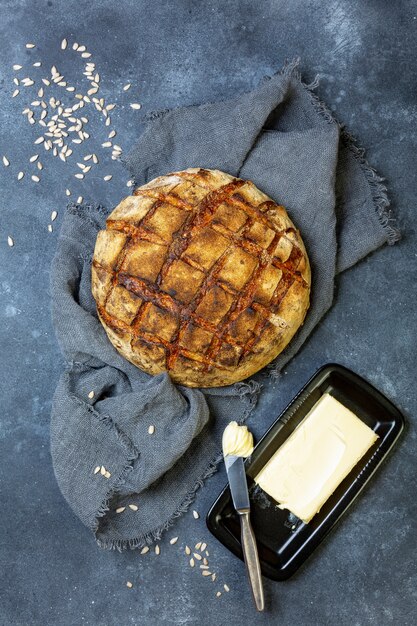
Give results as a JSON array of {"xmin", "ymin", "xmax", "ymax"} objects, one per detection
[{"xmin": 206, "ymin": 363, "xmax": 405, "ymax": 580}]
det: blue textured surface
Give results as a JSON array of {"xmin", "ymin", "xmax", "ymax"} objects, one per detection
[{"xmin": 0, "ymin": 1, "xmax": 416, "ymax": 625}]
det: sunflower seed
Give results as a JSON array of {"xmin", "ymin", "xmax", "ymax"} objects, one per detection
[
  {"xmin": 202, "ymin": 571, "xmax": 212, "ymax": 577},
  {"xmin": 17, "ymin": 171, "xmax": 24, "ymax": 180},
  {"xmin": 108, "ymin": 130, "xmax": 116, "ymax": 139},
  {"xmin": 33, "ymin": 62, "xmax": 41, "ymax": 67},
  {"xmin": 93, "ymin": 466, "xmax": 100, "ymax": 474},
  {"xmin": 101, "ymin": 141, "xmax": 112, "ymax": 147},
  {"xmin": 147, "ymin": 425, "xmax": 155, "ymax": 435},
  {"xmin": 193, "ymin": 553, "xmax": 202, "ymax": 561},
  {"xmin": 7, "ymin": 236, "xmax": 14, "ymax": 247},
  {"xmin": 81, "ymin": 52, "xmax": 91, "ymax": 58},
  {"xmin": 116, "ymin": 507, "xmax": 125, "ymax": 514},
  {"xmin": 31, "ymin": 175, "xmax": 40, "ymax": 182},
  {"xmin": 48, "ymin": 224, "xmax": 53, "ymax": 233},
  {"xmin": 127, "ymin": 179, "xmax": 134, "ymax": 187},
  {"xmin": 37, "ymin": 162, "xmax": 43, "ymax": 170},
  {"xmin": 92, "ymin": 154, "xmax": 98, "ymax": 164},
  {"xmin": 130, "ymin": 103, "xmax": 141, "ymax": 110},
  {"xmin": 12, "ymin": 89, "xmax": 19, "ymax": 97},
  {"xmin": 211, "ymin": 573, "xmax": 216, "ymax": 581},
  {"xmin": 185, "ymin": 546, "xmax": 191, "ymax": 555},
  {"xmin": 203, "ymin": 558, "xmax": 208, "ymax": 566},
  {"xmin": 104, "ymin": 470, "xmax": 111, "ymax": 478},
  {"xmin": 128, "ymin": 504, "xmax": 138, "ymax": 511},
  {"xmin": 189, "ymin": 558, "xmax": 195, "ymax": 567},
  {"xmin": 195, "ymin": 542, "xmax": 202, "ymax": 550},
  {"xmin": 126, "ymin": 581, "xmax": 133, "ymax": 588},
  {"xmin": 42, "ymin": 78, "xmax": 50, "ymax": 86},
  {"xmin": 26, "ymin": 43, "xmax": 35, "ymax": 48},
  {"xmin": 74, "ymin": 173, "xmax": 84, "ymax": 179},
  {"xmin": 193, "ymin": 510, "xmax": 199, "ymax": 519},
  {"xmin": 205, "ymin": 550, "xmax": 209, "ymax": 556},
  {"xmin": 223, "ymin": 584, "xmax": 230, "ymax": 592},
  {"xmin": 216, "ymin": 591, "xmax": 222, "ymax": 597},
  {"xmin": 155, "ymin": 545, "xmax": 160, "ymax": 555},
  {"xmin": 140, "ymin": 546, "xmax": 149, "ymax": 554},
  {"xmin": 2, "ymin": 156, "xmax": 10, "ymax": 166},
  {"xmin": 169, "ymin": 537, "xmax": 178, "ymax": 545},
  {"xmin": 72, "ymin": 42, "xmax": 79, "ymax": 50},
  {"xmin": 65, "ymin": 189, "xmax": 71, "ymax": 196},
  {"xmin": 29, "ymin": 154, "xmax": 38, "ymax": 162},
  {"xmin": 13, "ymin": 64, "xmax": 23, "ymax": 70},
  {"xmin": 103, "ymin": 175, "xmax": 112, "ymax": 181},
  {"xmin": 22, "ymin": 78, "xmax": 35, "ymax": 86},
  {"xmin": 105, "ymin": 117, "xmax": 111, "ymax": 126},
  {"xmin": 200, "ymin": 565, "xmax": 209, "ymax": 570},
  {"xmin": 200, "ymin": 542, "xmax": 207, "ymax": 552},
  {"xmin": 13, "ymin": 78, "xmax": 20, "ymax": 85},
  {"xmin": 123, "ymin": 83, "xmax": 131, "ymax": 91},
  {"xmin": 34, "ymin": 136, "xmax": 44, "ymax": 144},
  {"xmin": 88, "ymin": 390, "xmax": 94, "ymax": 399},
  {"xmin": 61, "ymin": 38, "xmax": 68, "ymax": 50},
  {"xmin": 77, "ymin": 196, "xmax": 83, "ymax": 203},
  {"xmin": 100, "ymin": 465, "xmax": 106, "ymax": 475}
]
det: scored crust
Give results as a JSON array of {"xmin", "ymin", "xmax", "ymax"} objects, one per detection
[{"xmin": 92, "ymin": 168, "xmax": 311, "ymax": 387}]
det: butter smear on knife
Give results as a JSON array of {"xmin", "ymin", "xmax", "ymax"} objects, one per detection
[{"xmin": 222, "ymin": 421, "xmax": 254, "ymax": 457}]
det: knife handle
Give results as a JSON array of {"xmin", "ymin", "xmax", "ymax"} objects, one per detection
[{"xmin": 239, "ymin": 511, "xmax": 265, "ymax": 611}]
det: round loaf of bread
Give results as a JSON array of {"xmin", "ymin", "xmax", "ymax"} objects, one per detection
[{"xmin": 92, "ymin": 168, "xmax": 311, "ymax": 387}]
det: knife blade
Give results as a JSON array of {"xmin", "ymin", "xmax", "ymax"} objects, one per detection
[{"xmin": 225, "ymin": 455, "xmax": 265, "ymax": 611}]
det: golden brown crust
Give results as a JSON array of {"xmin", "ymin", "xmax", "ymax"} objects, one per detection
[{"xmin": 92, "ymin": 168, "xmax": 311, "ymax": 387}]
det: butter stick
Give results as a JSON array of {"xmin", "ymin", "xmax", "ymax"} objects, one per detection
[{"xmin": 255, "ymin": 393, "xmax": 379, "ymax": 523}]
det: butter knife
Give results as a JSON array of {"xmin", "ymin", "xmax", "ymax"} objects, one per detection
[{"xmin": 225, "ymin": 454, "xmax": 265, "ymax": 611}]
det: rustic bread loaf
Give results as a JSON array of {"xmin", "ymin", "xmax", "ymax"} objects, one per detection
[{"xmin": 92, "ymin": 168, "xmax": 311, "ymax": 387}]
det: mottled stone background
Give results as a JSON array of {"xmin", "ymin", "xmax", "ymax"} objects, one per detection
[{"xmin": 0, "ymin": 1, "xmax": 416, "ymax": 625}]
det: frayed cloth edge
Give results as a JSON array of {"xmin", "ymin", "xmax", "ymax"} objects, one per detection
[{"xmin": 95, "ymin": 380, "xmax": 261, "ymax": 551}]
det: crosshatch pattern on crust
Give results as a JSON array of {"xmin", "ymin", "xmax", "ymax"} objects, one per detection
[{"xmin": 92, "ymin": 168, "xmax": 311, "ymax": 387}]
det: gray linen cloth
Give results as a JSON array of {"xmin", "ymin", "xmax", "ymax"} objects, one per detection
[{"xmin": 50, "ymin": 61, "xmax": 399, "ymax": 549}]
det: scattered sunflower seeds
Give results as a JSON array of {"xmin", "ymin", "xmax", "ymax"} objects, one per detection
[
  {"xmin": 148, "ymin": 425, "xmax": 155, "ymax": 435},
  {"xmin": 202, "ymin": 571, "xmax": 212, "ymax": 577},
  {"xmin": 130, "ymin": 103, "xmax": 141, "ymax": 109},
  {"xmin": 88, "ymin": 390, "xmax": 94, "ymax": 399},
  {"xmin": 189, "ymin": 558, "xmax": 195, "ymax": 567},
  {"xmin": 29, "ymin": 154, "xmax": 39, "ymax": 162},
  {"xmin": 155, "ymin": 545, "xmax": 160, "ymax": 555},
  {"xmin": 31, "ymin": 175, "xmax": 40, "ymax": 182},
  {"xmin": 12, "ymin": 89, "xmax": 19, "ymax": 98},
  {"xmin": 61, "ymin": 38, "xmax": 68, "ymax": 50},
  {"xmin": 224, "ymin": 584, "xmax": 230, "ymax": 592},
  {"xmin": 93, "ymin": 466, "xmax": 100, "ymax": 474},
  {"xmin": 193, "ymin": 553, "xmax": 202, "ymax": 561},
  {"xmin": 185, "ymin": 546, "xmax": 191, "ymax": 555},
  {"xmin": 65, "ymin": 189, "xmax": 71, "ymax": 196},
  {"xmin": 26, "ymin": 43, "xmax": 35, "ymax": 48},
  {"xmin": 7, "ymin": 236, "xmax": 14, "ymax": 247},
  {"xmin": 200, "ymin": 542, "xmax": 207, "ymax": 552},
  {"xmin": 100, "ymin": 465, "xmax": 106, "ymax": 475},
  {"xmin": 17, "ymin": 171, "xmax": 24, "ymax": 180},
  {"xmin": 123, "ymin": 83, "xmax": 131, "ymax": 91},
  {"xmin": 13, "ymin": 64, "xmax": 22, "ymax": 71},
  {"xmin": 77, "ymin": 196, "xmax": 83, "ymax": 203},
  {"xmin": 140, "ymin": 546, "xmax": 149, "ymax": 554},
  {"xmin": 2, "ymin": 156, "xmax": 10, "ymax": 167},
  {"xmin": 193, "ymin": 510, "xmax": 200, "ymax": 519},
  {"xmin": 128, "ymin": 504, "xmax": 138, "ymax": 511},
  {"xmin": 195, "ymin": 542, "xmax": 202, "ymax": 550},
  {"xmin": 103, "ymin": 175, "xmax": 112, "ymax": 181},
  {"xmin": 169, "ymin": 537, "xmax": 178, "ymax": 545},
  {"xmin": 116, "ymin": 507, "xmax": 126, "ymax": 514}
]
